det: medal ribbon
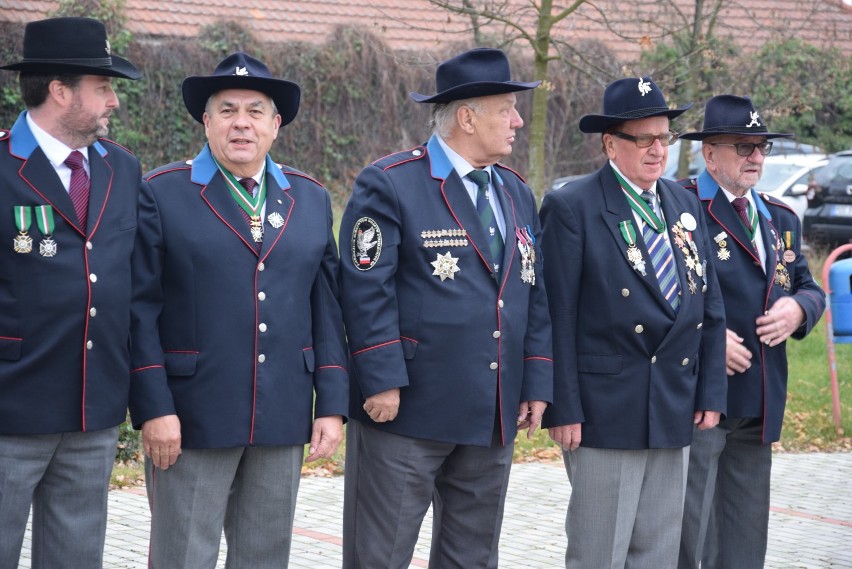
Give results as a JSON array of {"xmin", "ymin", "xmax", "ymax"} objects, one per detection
[
  {"xmin": 35, "ymin": 205, "xmax": 55, "ymax": 236},
  {"xmin": 744, "ymin": 201, "xmax": 758, "ymax": 241},
  {"xmin": 214, "ymin": 157, "xmax": 267, "ymax": 219},
  {"xmin": 612, "ymin": 169, "xmax": 665, "ymax": 233},
  {"xmin": 14, "ymin": 206, "xmax": 31, "ymax": 233},
  {"xmin": 618, "ymin": 220, "xmax": 637, "ymax": 246},
  {"xmin": 784, "ymin": 230, "xmax": 793, "ymax": 249}
]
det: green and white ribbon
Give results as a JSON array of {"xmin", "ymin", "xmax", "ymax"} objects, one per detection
[
  {"xmin": 14, "ymin": 206, "xmax": 31, "ymax": 233},
  {"xmin": 618, "ymin": 219, "xmax": 637, "ymax": 246},
  {"xmin": 613, "ymin": 168, "xmax": 665, "ymax": 233},
  {"xmin": 35, "ymin": 205, "xmax": 54, "ymax": 236},
  {"xmin": 213, "ymin": 157, "xmax": 267, "ymax": 219}
]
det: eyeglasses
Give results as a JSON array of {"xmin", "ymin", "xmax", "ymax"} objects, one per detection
[
  {"xmin": 710, "ymin": 142, "xmax": 773, "ymax": 156},
  {"xmin": 611, "ymin": 130, "xmax": 679, "ymax": 148}
]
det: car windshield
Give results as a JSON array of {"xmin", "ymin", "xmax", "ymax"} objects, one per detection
[{"xmin": 753, "ymin": 163, "xmax": 804, "ymax": 192}]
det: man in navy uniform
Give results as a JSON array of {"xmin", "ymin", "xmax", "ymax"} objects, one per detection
[
  {"xmin": 129, "ymin": 52, "xmax": 348, "ymax": 568},
  {"xmin": 339, "ymin": 47, "xmax": 553, "ymax": 569},
  {"xmin": 677, "ymin": 95, "xmax": 825, "ymax": 569},
  {"xmin": 0, "ymin": 17, "xmax": 142, "ymax": 569},
  {"xmin": 540, "ymin": 77, "xmax": 727, "ymax": 568}
]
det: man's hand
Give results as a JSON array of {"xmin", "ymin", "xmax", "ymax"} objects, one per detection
[
  {"xmin": 305, "ymin": 416, "xmax": 344, "ymax": 462},
  {"xmin": 517, "ymin": 400, "xmax": 547, "ymax": 438},
  {"xmin": 548, "ymin": 423, "xmax": 582, "ymax": 451},
  {"xmin": 694, "ymin": 410, "xmax": 721, "ymax": 430},
  {"xmin": 142, "ymin": 414, "xmax": 182, "ymax": 470},
  {"xmin": 726, "ymin": 328, "xmax": 753, "ymax": 376},
  {"xmin": 756, "ymin": 296, "xmax": 805, "ymax": 347},
  {"xmin": 363, "ymin": 388, "xmax": 400, "ymax": 423}
]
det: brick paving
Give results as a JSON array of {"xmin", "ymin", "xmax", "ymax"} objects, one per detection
[{"xmin": 17, "ymin": 452, "xmax": 852, "ymax": 568}]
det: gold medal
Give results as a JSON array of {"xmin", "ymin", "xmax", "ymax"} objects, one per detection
[
  {"xmin": 250, "ymin": 216, "xmax": 263, "ymax": 242},
  {"xmin": 13, "ymin": 232, "xmax": 32, "ymax": 254}
]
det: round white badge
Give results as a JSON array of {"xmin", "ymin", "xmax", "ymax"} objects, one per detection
[{"xmin": 680, "ymin": 212, "xmax": 697, "ymax": 232}]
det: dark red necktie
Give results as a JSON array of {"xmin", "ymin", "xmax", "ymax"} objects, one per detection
[
  {"xmin": 731, "ymin": 197, "xmax": 752, "ymax": 232},
  {"xmin": 65, "ymin": 150, "xmax": 90, "ymax": 231}
]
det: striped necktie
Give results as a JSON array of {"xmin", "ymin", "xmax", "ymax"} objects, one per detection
[
  {"xmin": 640, "ymin": 191, "xmax": 680, "ymax": 312},
  {"xmin": 467, "ymin": 169, "xmax": 504, "ymax": 271},
  {"xmin": 65, "ymin": 150, "xmax": 90, "ymax": 231}
]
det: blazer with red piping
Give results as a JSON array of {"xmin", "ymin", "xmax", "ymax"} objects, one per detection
[
  {"xmin": 682, "ymin": 169, "xmax": 825, "ymax": 443},
  {"xmin": 0, "ymin": 112, "xmax": 140, "ymax": 435},
  {"xmin": 338, "ymin": 135, "xmax": 553, "ymax": 447},
  {"xmin": 129, "ymin": 144, "xmax": 348, "ymax": 448}
]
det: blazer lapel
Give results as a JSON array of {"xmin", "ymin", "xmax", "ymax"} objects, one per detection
[
  {"xmin": 86, "ymin": 143, "xmax": 111, "ymax": 238},
  {"xmin": 200, "ymin": 173, "xmax": 258, "ymax": 253},
  {"xmin": 707, "ymin": 192, "xmax": 761, "ymax": 267},
  {"xmin": 600, "ymin": 167, "xmax": 672, "ymax": 312},
  {"xmin": 258, "ymin": 168, "xmax": 294, "ymax": 260},
  {"xmin": 18, "ymin": 150, "xmax": 82, "ymax": 234},
  {"xmin": 492, "ymin": 170, "xmax": 518, "ymax": 287}
]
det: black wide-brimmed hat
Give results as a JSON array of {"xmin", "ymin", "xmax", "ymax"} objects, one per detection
[
  {"xmin": 679, "ymin": 95, "xmax": 792, "ymax": 140},
  {"xmin": 579, "ymin": 76, "xmax": 692, "ymax": 133},
  {"xmin": 0, "ymin": 17, "xmax": 141, "ymax": 80},
  {"xmin": 409, "ymin": 48, "xmax": 540, "ymax": 104},
  {"xmin": 182, "ymin": 52, "xmax": 301, "ymax": 125}
]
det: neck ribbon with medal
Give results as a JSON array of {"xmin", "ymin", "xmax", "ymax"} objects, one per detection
[
  {"xmin": 215, "ymin": 158, "xmax": 267, "ymax": 243},
  {"xmin": 14, "ymin": 205, "xmax": 57, "ymax": 257},
  {"xmin": 614, "ymin": 169, "xmax": 707, "ymax": 294}
]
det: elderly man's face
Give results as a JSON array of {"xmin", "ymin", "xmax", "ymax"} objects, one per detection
[
  {"xmin": 703, "ymin": 135, "xmax": 768, "ymax": 197},
  {"xmin": 203, "ymin": 89, "xmax": 281, "ymax": 178},
  {"xmin": 604, "ymin": 116, "xmax": 671, "ymax": 190},
  {"xmin": 465, "ymin": 92, "xmax": 524, "ymax": 167}
]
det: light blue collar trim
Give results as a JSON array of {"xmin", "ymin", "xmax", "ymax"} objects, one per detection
[
  {"xmin": 9, "ymin": 111, "xmax": 106, "ymax": 160},
  {"xmin": 190, "ymin": 144, "xmax": 288, "ymax": 190},
  {"xmin": 696, "ymin": 168, "xmax": 771, "ymax": 220}
]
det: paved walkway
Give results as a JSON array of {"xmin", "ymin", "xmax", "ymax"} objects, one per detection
[{"xmin": 17, "ymin": 452, "xmax": 852, "ymax": 568}]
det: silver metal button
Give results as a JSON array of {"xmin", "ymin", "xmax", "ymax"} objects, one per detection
[
  {"xmin": 86, "ymin": 241, "xmax": 93, "ymax": 250},
  {"xmin": 622, "ymin": 288, "xmax": 630, "ymax": 297},
  {"xmin": 492, "ymin": 331, "xmax": 501, "ymax": 339},
  {"xmin": 651, "ymin": 355, "xmax": 657, "ymax": 364},
  {"xmin": 259, "ymin": 323, "xmax": 267, "ymax": 333},
  {"xmin": 258, "ymin": 354, "xmax": 266, "ymax": 363},
  {"xmin": 258, "ymin": 292, "xmax": 266, "ymax": 301},
  {"xmin": 682, "ymin": 358, "xmax": 690, "ymax": 366},
  {"xmin": 86, "ymin": 340, "xmax": 93, "ymax": 350},
  {"xmin": 498, "ymin": 300, "xmax": 504, "ymax": 308},
  {"xmin": 697, "ymin": 323, "xmax": 703, "ymax": 329},
  {"xmin": 258, "ymin": 263, "xmax": 265, "ymax": 271},
  {"xmin": 89, "ymin": 274, "xmax": 97, "ymax": 283},
  {"xmin": 635, "ymin": 325, "xmax": 644, "ymax": 334},
  {"xmin": 90, "ymin": 307, "xmax": 97, "ymax": 317},
  {"xmin": 489, "ymin": 362, "xmax": 498, "ymax": 370}
]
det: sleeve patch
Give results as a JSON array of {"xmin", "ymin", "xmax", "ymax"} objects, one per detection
[{"xmin": 351, "ymin": 217, "xmax": 382, "ymax": 270}]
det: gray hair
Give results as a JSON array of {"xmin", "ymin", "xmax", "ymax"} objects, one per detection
[{"xmin": 430, "ymin": 98, "xmax": 485, "ymax": 139}]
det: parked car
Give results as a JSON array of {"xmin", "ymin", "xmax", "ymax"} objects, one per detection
[
  {"xmin": 753, "ymin": 153, "xmax": 827, "ymax": 224},
  {"xmin": 803, "ymin": 149, "xmax": 852, "ymax": 246}
]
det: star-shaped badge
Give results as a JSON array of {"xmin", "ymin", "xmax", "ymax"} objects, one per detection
[
  {"xmin": 431, "ymin": 251, "xmax": 460, "ymax": 281},
  {"xmin": 268, "ymin": 212, "xmax": 285, "ymax": 229}
]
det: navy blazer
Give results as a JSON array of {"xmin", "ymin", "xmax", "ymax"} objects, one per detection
[
  {"xmin": 682, "ymin": 170, "xmax": 825, "ymax": 443},
  {"xmin": 339, "ymin": 136, "xmax": 553, "ymax": 447},
  {"xmin": 0, "ymin": 112, "xmax": 140, "ymax": 435},
  {"xmin": 541, "ymin": 164, "xmax": 727, "ymax": 449},
  {"xmin": 129, "ymin": 145, "xmax": 348, "ymax": 449}
]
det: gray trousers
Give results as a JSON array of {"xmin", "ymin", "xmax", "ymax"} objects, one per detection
[
  {"xmin": 145, "ymin": 445, "xmax": 302, "ymax": 569},
  {"xmin": 342, "ymin": 420, "xmax": 514, "ymax": 569},
  {"xmin": 678, "ymin": 418, "xmax": 771, "ymax": 569},
  {"xmin": 0, "ymin": 427, "xmax": 118, "ymax": 569},
  {"xmin": 563, "ymin": 446, "xmax": 689, "ymax": 569}
]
